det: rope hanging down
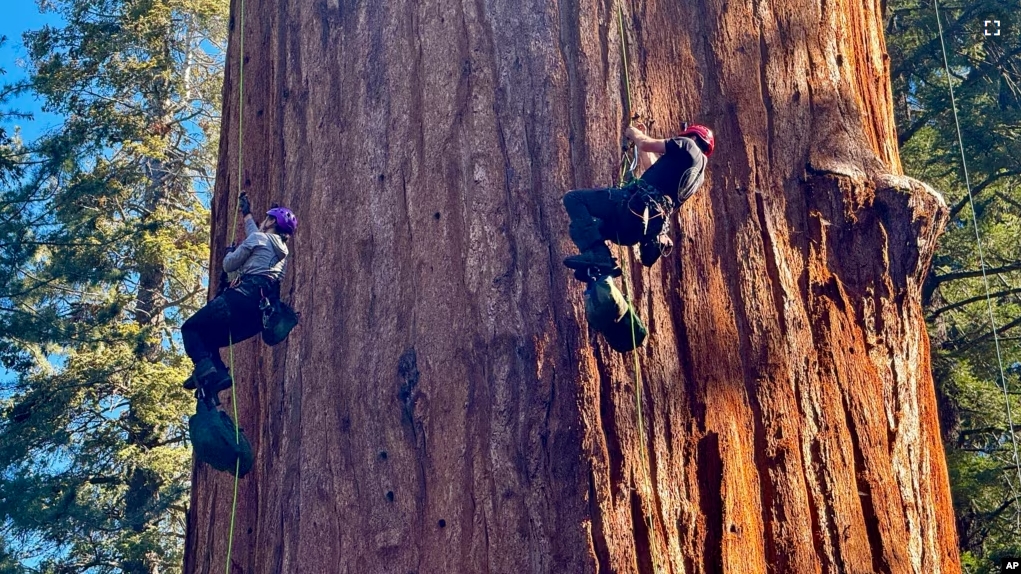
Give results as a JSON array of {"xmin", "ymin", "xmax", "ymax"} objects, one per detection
[
  {"xmin": 223, "ymin": 0, "xmax": 246, "ymax": 569},
  {"xmin": 614, "ymin": 2, "xmax": 649, "ymax": 473},
  {"xmin": 933, "ymin": 0, "xmax": 1021, "ymax": 527},
  {"xmin": 613, "ymin": 6, "xmax": 662, "ymax": 573}
]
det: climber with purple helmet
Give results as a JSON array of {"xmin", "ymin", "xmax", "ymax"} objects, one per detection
[{"xmin": 181, "ymin": 192, "xmax": 298, "ymax": 396}]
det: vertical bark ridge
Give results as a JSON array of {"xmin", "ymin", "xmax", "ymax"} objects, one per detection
[
  {"xmin": 696, "ymin": 432, "xmax": 724, "ymax": 573},
  {"xmin": 843, "ymin": 389, "xmax": 892, "ymax": 574},
  {"xmin": 806, "ymin": 421, "xmax": 840, "ymax": 571},
  {"xmin": 587, "ymin": 467, "xmax": 612, "ymax": 572},
  {"xmin": 629, "ymin": 488, "xmax": 655, "ymax": 573}
]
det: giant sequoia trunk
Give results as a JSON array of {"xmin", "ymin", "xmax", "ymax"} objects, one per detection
[{"xmin": 184, "ymin": 0, "xmax": 960, "ymax": 572}]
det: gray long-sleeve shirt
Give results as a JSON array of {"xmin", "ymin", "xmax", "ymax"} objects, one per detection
[{"xmin": 223, "ymin": 216, "xmax": 288, "ymax": 281}]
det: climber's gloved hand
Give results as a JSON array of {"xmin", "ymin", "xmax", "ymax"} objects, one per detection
[
  {"xmin": 239, "ymin": 192, "xmax": 251, "ymax": 216},
  {"xmin": 226, "ymin": 242, "xmax": 236, "ymax": 254}
]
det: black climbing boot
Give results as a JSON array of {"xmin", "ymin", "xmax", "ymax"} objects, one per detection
[
  {"xmin": 199, "ymin": 369, "xmax": 233, "ymax": 396},
  {"xmin": 183, "ymin": 368, "xmax": 232, "ymax": 392},
  {"xmin": 185, "ymin": 358, "xmax": 233, "ymax": 395},
  {"xmin": 564, "ymin": 245, "xmax": 619, "ymax": 275},
  {"xmin": 184, "ymin": 358, "xmax": 215, "ymax": 390}
]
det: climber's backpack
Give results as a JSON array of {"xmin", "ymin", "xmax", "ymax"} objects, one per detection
[
  {"xmin": 260, "ymin": 294, "xmax": 299, "ymax": 346},
  {"xmin": 189, "ymin": 398, "xmax": 254, "ymax": 477},
  {"xmin": 584, "ymin": 275, "xmax": 648, "ymax": 353}
]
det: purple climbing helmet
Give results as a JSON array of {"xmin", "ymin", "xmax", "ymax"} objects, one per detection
[{"xmin": 266, "ymin": 206, "xmax": 297, "ymax": 235}]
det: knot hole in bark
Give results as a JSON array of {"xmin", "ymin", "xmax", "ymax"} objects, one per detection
[
  {"xmin": 397, "ymin": 348, "xmax": 421, "ymax": 430},
  {"xmin": 398, "ymin": 348, "xmax": 419, "ymax": 399}
]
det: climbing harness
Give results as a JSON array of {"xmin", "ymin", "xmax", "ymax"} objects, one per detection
[
  {"xmin": 626, "ymin": 179, "xmax": 674, "ymax": 239},
  {"xmin": 933, "ymin": 0, "xmax": 1021, "ymax": 527}
]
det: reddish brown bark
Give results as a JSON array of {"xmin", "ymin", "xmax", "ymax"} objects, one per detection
[{"xmin": 184, "ymin": 0, "xmax": 960, "ymax": 572}]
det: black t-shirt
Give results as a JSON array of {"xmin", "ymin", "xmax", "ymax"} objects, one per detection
[{"xmin": 639, "ymin": 136, "xmax": 706, "ymax": 203}]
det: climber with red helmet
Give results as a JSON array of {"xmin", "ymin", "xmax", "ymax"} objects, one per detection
[
  {"xmin": 181, "ymin": 192, "xmax": 298, "ymax": 396},
  {"xmin": 562, "ymin": 122, "xmax": 713, "ymax": 278}
]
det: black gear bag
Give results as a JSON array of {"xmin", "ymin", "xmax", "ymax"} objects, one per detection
[
  {"xmin": 189, "ymin": 397, "xmax": 254, "ymax": 477},
  {"xmin": 260, "ymin": 294, "xmax": 299, "ymax": 346}
]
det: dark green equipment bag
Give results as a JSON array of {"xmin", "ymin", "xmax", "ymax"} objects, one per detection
[
  {"xmin": 260, "ymin": 297, "xmax": 299, "ymax": 346},
  {"xmin": 585, "ymin": 275, "xmax": 628, "ymax": 332},
  {"xmin": 600, "ymin": 306, "xmax": 648, "ymax": 353},
  {"xmin": 189, "ymin": 398, "xmax": 254, "ymax": 477},
  {"xmin": 584, "ymin": 276, "xmax": 648, "ymax": 353}
]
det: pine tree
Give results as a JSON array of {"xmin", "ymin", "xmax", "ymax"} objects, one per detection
[{"xmin": 0, "ymin": 1, "xmax": 227, "ymax": 571}]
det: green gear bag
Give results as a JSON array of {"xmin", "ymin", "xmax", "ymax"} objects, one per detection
[
  {"xmin": 189, "ymin": 398, "xmax": 254, "ymax": 477},
  {"xmin": 600, "ymin": 306, "xmax": 648, "ymax": 353},
  {"xmin": 584, "ymin": 276, "xmax": 648, "ymax": 353},
  {"xmin": 584, "ymin": 276, "xmax": 629, "ymax": 332}
]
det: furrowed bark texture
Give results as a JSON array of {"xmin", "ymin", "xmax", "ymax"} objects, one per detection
[{"xmin": 184, "ymin": 0, "xmax": 960, "ymax": 572}]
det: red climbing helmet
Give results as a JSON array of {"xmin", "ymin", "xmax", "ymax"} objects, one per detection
[
  {"xmin": 266, "ymin": 206, "xmax": 297, "ymax": 235},
  {"xmin": 680, "ymin": 124, "xmax": 715, "ymax": 157}
]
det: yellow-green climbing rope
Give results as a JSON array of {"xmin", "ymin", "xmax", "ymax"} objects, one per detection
[
  {"xmin": 223, "ymin": 0, "xmax": 245, "ymax": 570},
  {"xmin": 614, "ymin": 1, "xmax": 649, "ymax": 478},
  {"xmin": 614, "ymin": 4, "xmax": 662, "ymax": 572}
]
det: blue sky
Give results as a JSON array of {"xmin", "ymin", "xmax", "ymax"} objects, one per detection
[
  {"xmin": 1, "ymin": 0, "xmax": 64, "ymax": 143},
  {"xmin": 0, "ymin": 1, "xmax": 62, "ymax": 408}
]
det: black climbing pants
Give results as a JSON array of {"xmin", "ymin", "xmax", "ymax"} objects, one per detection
[
  {"xmin": 564, "ymin": 179, "xmax": 679, "ymax": 250},
  {"xmin": 563, "ymin": 181, "xmax": 654, "ymax": 251},
  {"xmin": 181, "ymin": 275, "xmax": 279, "ymax": 368}
]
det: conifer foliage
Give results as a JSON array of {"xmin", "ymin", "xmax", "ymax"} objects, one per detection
[
  {"xmin": 0, "ymin": 0, "xmax": 226, "ymax": 571},
  {"xmin": 887, "ymin": 0, "xmax": 1021, "ymax": 569}
]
